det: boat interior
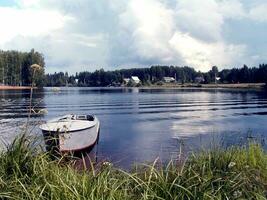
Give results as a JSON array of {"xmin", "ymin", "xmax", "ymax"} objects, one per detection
[
  {"xmin": 76, "ymin": 115, "xmax": 95, "ymax": 121},
  {"xmin": 57, "ymin": 114, "xmax": 95, "ymax": 121}
]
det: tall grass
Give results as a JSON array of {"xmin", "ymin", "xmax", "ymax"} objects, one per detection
[{"xmin": 0, "ymin": 135, "xmax": 266, "ymax": 199}]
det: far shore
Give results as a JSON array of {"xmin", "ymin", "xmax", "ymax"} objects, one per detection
[
  {"xmin": 1, "ymin": 83, "xmax": 266, "ymax": 90},
  {"xmin": 140, "ymin": 82, "xmax": 266, "ymax": 89},
  {"xmin": 0, "ymin": 85, "xmax": 36, "ymax": 90}
]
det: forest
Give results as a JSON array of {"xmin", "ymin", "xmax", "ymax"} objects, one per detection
[
  {"xmin": 1, "ymin": 49, "xmax": 267, "ymax": 87},
  {"xmin": 46, "ymin": 64, "xmax": 267, "ymax": 87},
  {"xmin": 0, "ymin": 49, "xmax": 45, "ymax": 87}
]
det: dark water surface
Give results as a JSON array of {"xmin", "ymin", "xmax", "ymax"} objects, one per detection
[{"xmin": 1, "ymin": 87, "xmax": 267, "ymax": 168}]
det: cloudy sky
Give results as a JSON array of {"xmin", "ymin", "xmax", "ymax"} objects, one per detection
[{"xmin": 0, "ymin": 0, "xmax": 266, "ymax": 73}]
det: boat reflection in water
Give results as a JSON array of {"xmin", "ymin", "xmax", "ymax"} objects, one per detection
[{"xmin": 39, "ymin": 114, "xmax": 100, "ymax": 162}]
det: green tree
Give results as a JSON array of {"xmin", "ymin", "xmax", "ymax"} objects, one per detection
[{"xmin": 0, "ymin": 49, "xmax": 45, "ymax": 86}]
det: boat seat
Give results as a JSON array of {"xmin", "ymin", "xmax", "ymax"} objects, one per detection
[{"xmin": 87, "ymin": 115, "xmax": 95, "ymax": 121}]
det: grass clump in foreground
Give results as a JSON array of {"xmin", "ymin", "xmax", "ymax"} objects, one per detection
[{"xmin": 0, "ymin": 135, "xmax": 266, "ymax": 200}]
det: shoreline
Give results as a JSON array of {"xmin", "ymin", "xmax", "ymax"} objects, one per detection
[
  {"xmin": 1, "ymin": 135, "xmax": 266, "ymax": 199},
  {"xmin": 0, "ymin": 85, "xmax": 36, "ymax": 90},
  {"xmin": 1, "ymin": 83, "xmax": 266, "ymax": 90},
  {"xmin": 140, "ymin": 83, "xmax": 266, "ymax": 89}
]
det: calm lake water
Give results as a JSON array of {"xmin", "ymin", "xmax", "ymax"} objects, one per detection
[{"xmin": 0, "ymin": 87, "xmax": 267, "ymax": 168}]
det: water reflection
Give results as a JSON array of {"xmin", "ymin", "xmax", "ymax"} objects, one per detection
[{"xmin": 0, "ymin": 87, "xmax": 267, "ymax": 169}]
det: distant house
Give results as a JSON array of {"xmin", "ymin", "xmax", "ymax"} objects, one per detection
[
  {"xmin": 130, "ymin": 76, "xmax": 141, "ymax": 84},
  {"xmin": 123, "ymin": 78, "xmax": 130, "ymax": 84},
  {"xmin": 195, "ymin": 76, "xmax": 205, "ymax": 83},
  {"xmin": 163, "ymin": 77, "xmax": 175, "ymax": 83},
  {"xmin": 75, "ymin": 79, "xmax": 79, "ymax": 84}
]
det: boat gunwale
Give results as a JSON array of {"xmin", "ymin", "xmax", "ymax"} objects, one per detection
[
  {"xmin": 41, "ymin": 125, "xmax": 96, "ymax": 134},
  {"xmin": 40, "ymin": 119, "xmax": 97, "ymax": 133}
]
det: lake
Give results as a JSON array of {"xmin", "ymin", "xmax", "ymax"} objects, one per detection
[{"xmin": 0, "ymin": 87, "xmax": 267, "ymax": 168}]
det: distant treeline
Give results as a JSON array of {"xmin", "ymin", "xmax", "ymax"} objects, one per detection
[
  {"xmin": 1, "ymin": 48, "xmax": 267, "ymax": 87},
  {"xmin": 45, "ymin": 64, "xmax": 267, "ymax": 87},
  {"xmin": 0, "ymin": 49, "xmax": 45, "ymax": 86}
]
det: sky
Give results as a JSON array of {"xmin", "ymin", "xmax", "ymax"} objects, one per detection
[{"xmin": 0, "ymin": 0, "xmax": 266, "ymax": 73}]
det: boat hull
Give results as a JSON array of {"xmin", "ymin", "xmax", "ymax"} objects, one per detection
[{"xmin": 42, "ymin": 119, "xmax": 100, "ymax": 153}]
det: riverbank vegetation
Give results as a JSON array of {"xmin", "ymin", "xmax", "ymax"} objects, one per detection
[{"xmin": 0, "ymin": 135, "xmax": 266, "ymax": 199}]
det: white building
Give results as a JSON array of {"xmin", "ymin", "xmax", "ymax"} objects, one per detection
[
  {"xmin": 163, "ymin": 77, "xmax": 175, "ymax": 83},
  {"xmin": 130, "ymin": 76, "xmax": 140, "ymax": 84},
  {"xmin": 123, "ymin": 78, "xmax": 130, "ymax": 84},
  {"xmin": 195, "ymin": 76, "xmax": 205, "ymax": 83}
]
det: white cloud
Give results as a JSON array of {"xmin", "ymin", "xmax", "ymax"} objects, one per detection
[
  {"xmin": 116, "ymin": 0, "xmax": 248, "ymax": 71},
  {"xmin": 17, "ymin": 0, "xmax": 41, "ymax": 8},
  {"xmin": 218, "ymin": 0, "xmax": 245, "ymax": 19},
  {"xmin": 0, "ymin": 6, "xmax": 72, "ymax": 44},
  {"xmin": 119, "ymin": 0, "xmax": 177, "ymax": 62},
  {"xmin": 175, "ymin": 0, "xmax": 223, "ymax": 42},
  {"xmin": 249, "ymin": 4, "xmax": 267, "ymax": 22},
  {"xmin": 0, "ymin": 0, "xmax": 108, "ymax": 73},
  {"xmin": 0, "ymin": 0, "xmax": 265, "ymax": 73},
  {"xmin": 169, "ymin": 31, "xmax": 247, "ymax": 71}
]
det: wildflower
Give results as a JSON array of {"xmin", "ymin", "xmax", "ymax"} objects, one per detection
[
  {"xmin": 30, "ymin": 64, "xmax": 42, "ymax": 71},
  {"xmin": 103, "ymin": 161, "xmax": 112, "ymax": 166},
  {"xmin": 62, "ymin": 125, "xmax": 69, "ymax": 132},
  {"xmin": 228, "ymin": 161, "xmax": 236, "ymax": 168},
  {"xmin": 38, "ymin": 109, "xmax": 48, "ymax": 115},
  {"xmin": 31, "ymin": 109, "xmax": 48, "ymax": 115}
]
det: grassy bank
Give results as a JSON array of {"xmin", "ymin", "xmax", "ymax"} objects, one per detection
[{"xmin": 0, "ymin": 135, "xmax": 266, "ymax": 199}]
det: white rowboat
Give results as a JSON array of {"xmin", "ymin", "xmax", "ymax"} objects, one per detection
[{"xmin": 40, "ymin": 114, "xmax": 100, "ymax": 152}]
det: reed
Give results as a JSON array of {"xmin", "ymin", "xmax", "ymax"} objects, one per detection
[{"xmin": 0, "ymin": 134, "xmax": 266, "ymax": 199}]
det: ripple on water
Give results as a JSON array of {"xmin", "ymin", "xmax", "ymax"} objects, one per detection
[{"xmin": 0, "ymin": 88, "xmax": 267, "ymax": 168}]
